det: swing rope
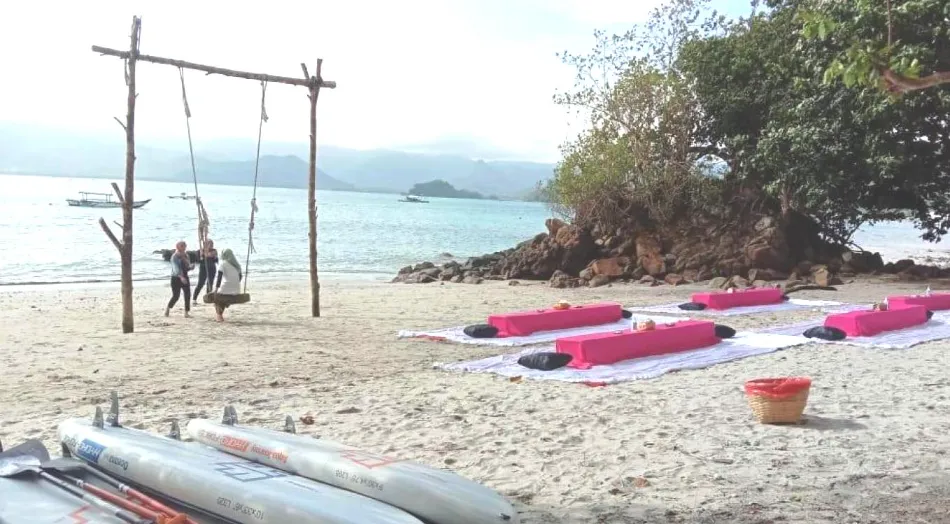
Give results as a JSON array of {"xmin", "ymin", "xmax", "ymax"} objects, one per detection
[
  {"xmin": 244, "ymin": 80, "xmax": 268, "ymax": 293},
  {"xmin": 178, "ymin": 68, "xmax": 209, "ymax": 250}
]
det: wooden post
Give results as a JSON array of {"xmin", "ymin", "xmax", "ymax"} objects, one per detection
[
  {"xmin": 98, "ymin": 16, "xmax": 140, "ymax": 334},
  {"xmin": 306, "ymin": 60, "xmax": 323, "ymax": 317}
]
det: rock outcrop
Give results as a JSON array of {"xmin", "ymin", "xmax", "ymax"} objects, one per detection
[{"xmin": 388, "ymin": 212, "xmax": 945, "ymax": 288}]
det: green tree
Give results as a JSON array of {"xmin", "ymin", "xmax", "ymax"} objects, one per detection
[
  {"xmin": 680, "ymin": 0, "xmax": 950, "ymax": 242},
  {"xmin": 800, "ymin": 0, "xmax": 950, "ymax": 93},
  {"xmin": 547, "ymin": 0, "xmax": 723, "ymax": 231}
]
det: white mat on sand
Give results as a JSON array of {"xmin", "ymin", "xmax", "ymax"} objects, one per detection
[
  {"xmin": 760, "ymin": 310, "xmax": 950, "ymax": 349},
  {"xmin": 625, "ymin": 298, "xmax": 848, "ymax": 317},
  {"xmin": 399, "ymin": 315, "xmax": 685, "ymax": 347},
  {"xmin": 435, "ymin": 332, "xmax": 806, "ymax": 383}
]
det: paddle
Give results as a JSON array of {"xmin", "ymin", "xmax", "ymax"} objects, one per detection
[
  {"xmin": 42, "ymin": 458, "xmax": 194, "ymax": 524},
  {"xmin": 0, "ymin": 454, "xmax": 151, "ymax": 524}
]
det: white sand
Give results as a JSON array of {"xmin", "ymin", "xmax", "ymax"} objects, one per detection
[{"xmin": 2, "ymin": 276, "xmax": 950, "ymax": 522}]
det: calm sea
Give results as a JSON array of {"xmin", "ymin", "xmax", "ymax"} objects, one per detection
[{"xmin": 0, "ymin": 174, "xmax": 946, "ymax": 286}]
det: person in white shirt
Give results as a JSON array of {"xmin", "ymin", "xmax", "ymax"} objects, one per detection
[{"xmin": 212, "ymin": 248, "xmax": 243, "ymax": 322}]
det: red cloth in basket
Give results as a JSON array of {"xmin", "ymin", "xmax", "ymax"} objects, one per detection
[
  {"xmin": 487, "ymin": 302, "xmax": 622, "ymax": 337},
  {"xmin": 555, "ymin": 320, "xmax": 719, "ymax": 370},
  {"xmin": 691, "ymin": 288, "xmax": 784, "ymax": 310}
]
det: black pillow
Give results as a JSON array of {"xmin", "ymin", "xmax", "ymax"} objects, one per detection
[
  {"xmin": 463, "ymin": 324, "xmax": 499, "ymax": 338},
  {"xmin": 803, "ymin": 326, "xmax": 847, "ymax": 341},
  {"xmin": 621, "ymin": 309, "xmax": 633, "ymax": 319},
  {"xmin": 714, "ymin": 324, "xmax": 736, "ymax": 339},
  {"xmin": 517, "ymin": 352, "xmax": 573, "ymax": 371},
  {"xmin": 927, "ymin": 310, "xmax": 935, "ymax": 320},
  {"xmin": 678, "ymin": 302, "xmax": 707, "ymax": 311}
]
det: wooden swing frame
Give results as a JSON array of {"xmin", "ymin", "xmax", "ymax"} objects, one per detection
[{"xmin": 94, "ymin": 16, "xmax": 336, "ymax": 333}]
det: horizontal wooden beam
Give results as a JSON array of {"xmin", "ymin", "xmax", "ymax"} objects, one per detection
[{"xmin": 91, "ymin": 45, "xmax": 337, "ymax": 89}]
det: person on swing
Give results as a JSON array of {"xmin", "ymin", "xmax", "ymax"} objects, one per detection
[
  {"xmin": 192, "ymin": 239, "xmax": 218, "ymax": 303},
  {"xmin": 165, "ymin": 240, "xmax": 193, "ymax": 318},
  {"xmin": 212, "ymin": 248, "xmax": 243, "ymax": 322}
]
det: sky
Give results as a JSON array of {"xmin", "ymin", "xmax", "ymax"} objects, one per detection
[{"xmin": 0, "ymin": 0, "xmax": 748, "ymax": 163}]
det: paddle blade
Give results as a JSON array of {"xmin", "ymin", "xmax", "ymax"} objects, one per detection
[
  {"xmin": 0, "ymin": 439, "xmax": 51, "ymax": 462},
  {"xmin": 0, "ymin": 454, "xmax": 41, "ymax": 477},
  {"xmin": 41, "ymin": 457, "xmax": 87, "ymax": 474}
]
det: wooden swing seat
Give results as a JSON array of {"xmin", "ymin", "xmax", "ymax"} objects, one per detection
[{"xmin": 203, "ymin": 293, "xmax": 251, "ymax": 305}]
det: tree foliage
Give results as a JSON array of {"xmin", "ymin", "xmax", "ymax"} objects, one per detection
[
  {"xmin": 800, "ymin": 0, "xmax": 950, "ymax": 93},
  {"xmin": 549, "ymin": 0, "xmax": 950, "ymax": 244}
]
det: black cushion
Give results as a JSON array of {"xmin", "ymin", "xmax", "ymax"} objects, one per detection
[
  {"xmin": 678, "ymin": 302, "xmax": 707, "ymax": 311},
  {"xmin": 714, "ymin": 324, "xmax": 736, "ymax": 339},
  {"xmin": 927, "ymin": 309, "xmax": 935, "ymax": 320},
  {"xmin": 463, "ymin": 324, "xmax": 499, "ymax": 338},
  {"xmin": 517, "ymin": 352, "xmax": 573, "ymax": 371},
  {"xmin": 803, "ymin": 326, "xmax": 847, "ymax": 341},
  {"xmin": 621, "ymin": 309, "xmax": 633, "ymax": 319}
]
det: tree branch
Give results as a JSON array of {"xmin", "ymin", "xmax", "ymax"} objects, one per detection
[
  {"xmin": 113, "ymin": 116, "xmax": 127, "ymax": 131},
  {"xmin": 111, "ymin": 182, "xmax": 126, "ymax": 204},
  {"xmin": 91, "ymin": 45, "xmax": 337, "ymax": 89},
  {"xmin": 99, "ymin": 218, "xmax": 123, "ymax": 251},
  {"xmin": 883, "ymin": 68, "xmax": 950, "ymax": 93}
]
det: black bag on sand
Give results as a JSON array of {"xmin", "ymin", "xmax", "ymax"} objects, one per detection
[
  {"xmin": 803, "ymin": 326, "xmax": 847, "ymax": 341},
  {"xmin": 518, "ymin": 352, "xmax": 573, "ymax": 371},
  {"xmin": 714, "ymin": 324, "xmax": 737, "ymax": 339},
  {"xmin": 678, "ymin": 302, "xmax": 707, "ymax": 311},
  {"xmin": 622, "ymin": 309, "xmax": 633, "ymax": 319},
  {"xmin": 463, "ymin": 324, "xmax": 499, "ymax": 338}
]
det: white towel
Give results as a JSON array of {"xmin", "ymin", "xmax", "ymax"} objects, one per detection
[
  {"xmin": 399, "ymin": 314, "xmax": 686, "ymax": 347},
  {"xmin": 435, "ymin": 331, "xmax": 806, "ymax": 383},
  {"xmin": 761, "ymin": 310, "xmax": 950, "ymax": 349},
  {"xmin": 626, "ymin": 298, "xmax": 849, "ymax": 317}
]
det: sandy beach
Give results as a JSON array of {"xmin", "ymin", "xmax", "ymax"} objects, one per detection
[{"xmin": 2, "ymin": 276, "xmax": 950, "ymax": 523}]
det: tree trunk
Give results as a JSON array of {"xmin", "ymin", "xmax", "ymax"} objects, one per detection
[
  {"xmin": 308, "ymin": 71, "xmax": 321, "ymax": 317},
  {"xmin": 120, "ymin": 17, "xmax": 140, "ymax": 334}
]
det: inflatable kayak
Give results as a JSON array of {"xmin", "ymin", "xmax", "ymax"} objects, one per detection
[
  {"xmin": 186, "ymin": 412, "xmax": 518, "ymax": 524},
  {"xmin": 59, "ymin": 417, "xmax": 425, "ymax": 524}
]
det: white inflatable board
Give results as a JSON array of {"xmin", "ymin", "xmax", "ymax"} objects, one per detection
[
  {"xmin": 59, "ymin": 419, "xmax": 424, "ymax": 524},
  {"xmin": 0, "ymin": 475, "xmax": 128, "ymax": 524},
  {"xmin": 186, "ymin": 419, "xmax": 518, "ymax": 524}
]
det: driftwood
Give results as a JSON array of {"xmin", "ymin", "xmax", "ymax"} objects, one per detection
[
  {"xmin": 91, "ymin": 46, "xmax": 337, "ymax": 89},
  {"xmin": 92, "ymin": 16, "xmax": 336, "ymax": 331}
]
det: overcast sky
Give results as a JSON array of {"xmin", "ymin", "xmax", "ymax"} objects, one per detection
[{"xmin": 0, "ymin": 0, "xmax": 746, "ymax": 162}]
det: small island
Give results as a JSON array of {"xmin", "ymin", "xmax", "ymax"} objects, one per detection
[{"xmin": 407, "ymin": 179, "xmax": 487, "ymax": 200}]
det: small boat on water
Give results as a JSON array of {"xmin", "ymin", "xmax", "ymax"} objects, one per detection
[
  {"xmin": 66, "ymin": 192, "xmax": 150, "ymax": 209},
  {"xmin": 168, "ymin": 192, "xmax": 197, "ymax": 200},
  {"xmin": 399, "ymin": 195, "xmax": 429, "ymax": 203}
]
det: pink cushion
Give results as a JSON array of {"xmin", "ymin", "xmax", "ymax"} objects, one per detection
[
  {"xmin": 555, "ymin": 320, "xmax": 720, "ymax": 369},
  {"xmin": 887, "ymin": 294, "xmax": 950, "ymax": 311},
  {"xmin": 487, "ymin": 302, "xmax": 623, "ymax": 337},
  {"xmin": 691, "ymin": 288, "xmax": 784, "ymax": 310},
  {"xmin": 824, "ymin": 305, "xmax": 928, "ymax": 337}
]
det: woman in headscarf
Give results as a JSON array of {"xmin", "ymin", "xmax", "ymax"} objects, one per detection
[{"xmin": 212, "ymin": 248, "xmax": 243, "ymax": 322}]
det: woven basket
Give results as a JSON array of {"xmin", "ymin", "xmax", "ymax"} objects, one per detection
[{"xmin": 745, "ymin": 377, "xmax": 811, "ymax": 424}]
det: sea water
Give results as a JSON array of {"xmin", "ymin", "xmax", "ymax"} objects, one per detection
[{"xmin": 0, "ymin": 174, "xmax": 946, "ymax": 286}]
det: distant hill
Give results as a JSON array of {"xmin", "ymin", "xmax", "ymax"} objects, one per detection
[
  {"xmin": 175, "ymin": 155, "xmax": 354, "ymax": 191},
  {"xmin": 0, "ymin": 122, "xmax": 556, "ymax": 199},
  {"xmin": 409, "ymin": 180, "xmax": 485, "ymax": 200}
]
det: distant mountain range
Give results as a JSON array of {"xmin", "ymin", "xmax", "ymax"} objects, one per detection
[{"xmin": 0, "ymin": 123, "xmax": 555, "ymax": 199}]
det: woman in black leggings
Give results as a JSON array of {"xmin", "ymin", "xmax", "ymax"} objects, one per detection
[
  {"xmin": 192, "ymin": 239, "xmax": 219, "ymax": 302},
  {"xmin": 165, "ymin": 240, "xmax": 193, "ymax": 317}
]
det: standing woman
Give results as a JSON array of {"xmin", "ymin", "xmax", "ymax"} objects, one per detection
[
  {"xmin": 165, "ymin": 240, "xmax": 193, "ymax": 317},
  {"xmin": 192, "ymin": 239, "xmax": 219, "ymax": 303}
]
